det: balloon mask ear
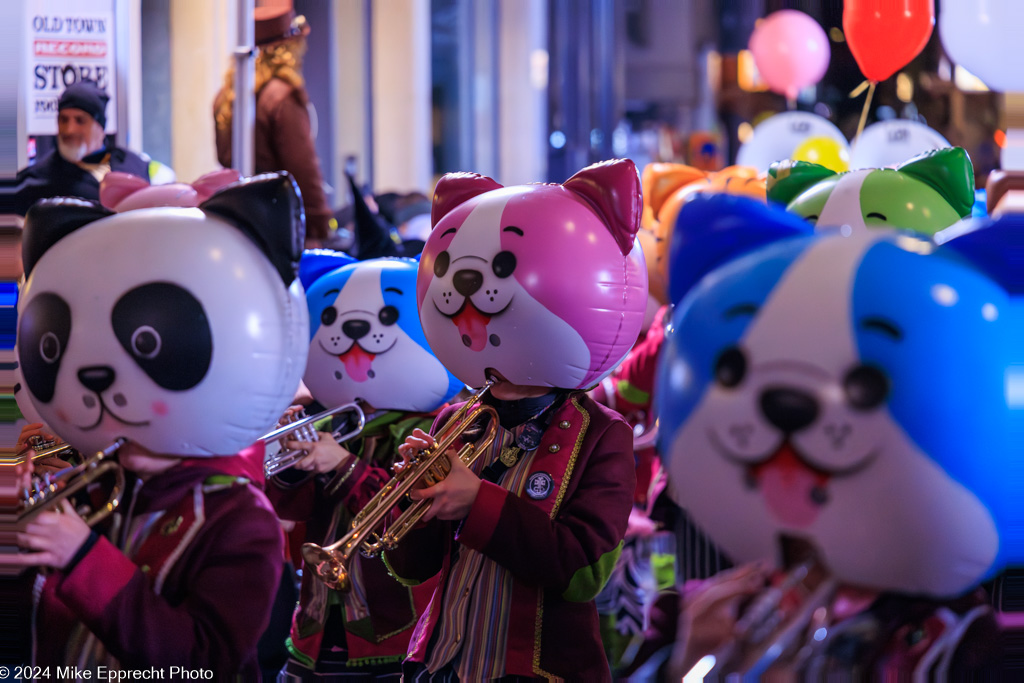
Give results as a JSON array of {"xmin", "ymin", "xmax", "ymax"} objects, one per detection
[
  {"xmin": 897, "ymin": 148, "xmax": 975, "ymax": 219},
  {"xmin": 936, "ymin": 211, "xmax": 1024, "ymax": 295},
  {"xmin": 431, "ymin": 172, "xmax": 504, "ymax": 228},
  {"xmin": 767, "ymin": 160, "xmax": 838, "ymax": 206},
  {"xmin": 22, "ymin": 198, "xmax": 115, "ymax": 278},
  {"xmin": 299, "ymin": 249, "xmax": 358, "ymax": 290},
  {"xmin": 199, "ymin": 171, "xmax": 305, "ymax": 285},
  {"xmin": 643, "ymin": 163, "xmax": 708, "ymax": 219},
  {"xmin": 667, "ymin": 193, "xmax": 814, "ymax": 305},
  {"xmin": 563, "ymin": 158, "xmax": 643, "ymax": 256}
]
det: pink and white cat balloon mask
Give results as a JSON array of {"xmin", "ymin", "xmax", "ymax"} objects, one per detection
[{"xmin": 417, "ymin": 159, "xmax": 648, "ymax": 390}]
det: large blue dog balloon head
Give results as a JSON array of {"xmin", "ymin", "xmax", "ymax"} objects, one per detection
[
  {"xmin": 656, "ymin": 194, "xmax": 1024, "ymax": 598},
  {"xmin": 300, "ymin": 251, "xmax": 462, "ymax": 412}
]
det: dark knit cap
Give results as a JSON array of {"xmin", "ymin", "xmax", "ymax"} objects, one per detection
[{"xmin": 58, "ymin": 80, "xmax": 109, "ymax": 128}]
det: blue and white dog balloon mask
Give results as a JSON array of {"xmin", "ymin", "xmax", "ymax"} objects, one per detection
[
  {"xmin": 656, "ymin": 194, "xmax": 1024, "ymax": 598},
  {"xmin": 17, "ymin": 173, "xmax": 309, "ymax": 457},
  {"xmin": 300, "ymin": 251, "xmax": 462, "ymax": 413}
]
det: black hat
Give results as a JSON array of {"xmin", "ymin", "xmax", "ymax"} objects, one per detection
[{"xmin": 58, "ymin": 80, "xmax": 109, "ymax": 129}]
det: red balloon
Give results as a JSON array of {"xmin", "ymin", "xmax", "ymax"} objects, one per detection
[{"xmin": 843, "ymin": 0, "xmax": 935, "ymax": 82}]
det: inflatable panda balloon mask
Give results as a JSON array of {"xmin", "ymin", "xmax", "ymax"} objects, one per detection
[
  {"xmin": 418, "ymin": 159, "xmax": 648, "ymax": 390},
  {"xmin": 17, "ymin": 173, "xmax": 309, "ymax": 457},
  {"xmin": 300, "ymin": 251, "xmax": 463, "ymax": 412},
  {"xmin": 656, "ymin": 194, "xmax": 1024, "ymax": 598}
]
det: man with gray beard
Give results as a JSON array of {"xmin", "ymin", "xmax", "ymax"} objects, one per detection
[{"xmin": 13, "ymin": 80, "xmax": 150, "ymax": 215}]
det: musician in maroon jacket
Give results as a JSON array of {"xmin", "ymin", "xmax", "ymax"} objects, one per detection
[
  {"xmin": 383, "ymin": 158, "xmax": 648, "ymax": 681},
  {"xmin": 12, "ymin": 172, "xmax": 308, "ymax": 679}
]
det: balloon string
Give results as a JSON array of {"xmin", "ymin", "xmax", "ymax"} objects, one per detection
[{"xmin": 855, "ymin": 81, "xmax": 877, "ymax": 143}]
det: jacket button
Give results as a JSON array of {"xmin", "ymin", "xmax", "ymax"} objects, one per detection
[
  {"xmin": 548, "ymin": 444, "xmax": 560, "ymax": 453},
  {"xmin": 559, "ymin": 420, "xmax": 571, "ymax": 429}
]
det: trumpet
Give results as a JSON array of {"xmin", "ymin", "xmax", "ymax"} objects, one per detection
[
  {"xmin": 698, "ymin": 553, "xmax": 839, "ymax": 681},
  {"xmin": 19, "ymin": 438, "xmax": 127, "ymax": 527},
  {"xmin": 14, "ymin": 436, "xmax": 78, "ymax": 463},
  {"xmin": 262, "ymin": 402, "xmax": 367, "ymax": 478},
  {"xmin": 301, "ymin": 379, "xmax": 499, "ymax": 591}
]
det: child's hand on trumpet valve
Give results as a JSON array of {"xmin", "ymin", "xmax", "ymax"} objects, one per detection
[
  {"xmin": 13, "ymin": 498, "xmax": 92, "ymax": 570},
  {"xmin": 284, "ymin": 435, "xmax": 354, "ymax": 474},
  {"xmin": 16, "ymin": 423, "xmax": 72, "ymax": 476},
  {"xmin": 396, "ymin": 428, "xmax": 481, "ymax": 521}
]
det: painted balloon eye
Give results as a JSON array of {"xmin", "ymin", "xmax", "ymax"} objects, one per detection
[
  {"xmin": 492, "ymin": 250, "xmax": 516, "ymax": 278},
  {"xmin": 130, "ymin": 326, "xmax": 162, "ymax": 359},
  {"xmin": 714, "ymin": 347, "xmax": 746, "ymax": 388},
  {"xmin": 321, "ymin": 307, "xmax": 338, "ymax": 326},
  {"xmin": 866, "ymin": 212, "xmax": 888, "ymax": 221},
  {"xmin": 843, "ymin": 365, "xmax": 888, "ymax": 410},
  {"xmin": 39, "ymin": 332, "xmax": 62, "ymax": 363},
  {"xmin": 379, "ymin": 305, "xmax": 399, "ymax": 326},
  {"xmin": 434, "ymin": 251, "xmax": 451, "ymax": 278}
]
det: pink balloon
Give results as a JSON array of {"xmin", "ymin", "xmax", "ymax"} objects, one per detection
[{"xmin": 749, "ymin": 10, "xmax": 830, "ymax": 100}]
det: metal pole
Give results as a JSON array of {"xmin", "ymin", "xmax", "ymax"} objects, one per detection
[
  {"xmin": 363, "ymin": 0, "xmax": 374, "ymax": 188},
  {"xmin": 232, "ymin": 0, "xmax": 255, "ymax": 176}
]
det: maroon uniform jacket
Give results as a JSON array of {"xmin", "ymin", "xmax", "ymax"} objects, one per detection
[
  {"xmin": 34, "ymin": 457, "xmax": 283, "ymax": 680},
  {"xmin": 384, "ymin": 392, "xmax": 635, "ymax": 681}
]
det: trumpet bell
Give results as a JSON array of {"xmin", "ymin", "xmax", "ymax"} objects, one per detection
[
  {"xmin": 19, "ymin": 438, "xmax": 127, "ymax": 527},
  {"xmin": 301, "ymin": 544, "xmax": 350, "ymax": 592}
]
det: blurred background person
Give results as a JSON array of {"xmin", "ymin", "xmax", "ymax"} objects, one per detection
[
  {"xmin": 13, "ymin": 80, "xmax": 150, "ymax": 216},
  {"xmin": 214, "ymin": 2, "xmax": 332, "ymax": 249}
]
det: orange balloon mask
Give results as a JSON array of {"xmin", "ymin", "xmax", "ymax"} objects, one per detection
[{"xmin": 640, "ymin": 164, "xmax": 767, "ymax": 305}]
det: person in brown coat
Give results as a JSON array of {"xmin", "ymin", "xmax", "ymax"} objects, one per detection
[{"xmin": 214, "ymin": 4, "xmax": 332, "ymax": 247}]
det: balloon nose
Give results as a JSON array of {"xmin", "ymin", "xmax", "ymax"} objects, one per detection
[
  {"xmin": 78, "ymin": 366, "xmax": 116, "ymax": 394},
  {"xmin": 453, "ymin": 269, "xmax": 484, "ymax": 297},
  {"xmin": 760, "ymin": 388, "xmax": 819, "ymax": 434},
  {"xmin": 341, "ymin": 319, "xmax": 371, "ymax": 340}
]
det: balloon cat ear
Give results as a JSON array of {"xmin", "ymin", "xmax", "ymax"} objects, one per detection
[
  {"xmin": 23, "ymin": 198, "xmax": 115, "ymax": 278},
  {"xmin": 935, "ymin": 211, "xmax": 1024, "ymax": 295},
  {"xmin": 563, "ymin": 158, "xmax": 643, "ymax": 257},
  {"xmin": 431, "ymin": 172, "xmax": 504, "ymax": 229},
  {"xmin": 898, "ymin": 148, "xmax": 975, "ymax": 220},
  {"xmin": 200, "ymin": 171, "xmax": 305, "ymax": 286},
  {"xmin": 642, "ymin": 163, "xmax": 708, "ymax": 219},
  {"xmin": 667, "ymin": 193, "xmax": 814, "ymax": 305},
  {"xmin": 767, "ymin": 160, "xmax": 837, "ymax": 207},
  {"xmin": 299, "ymin": 249, "xmax": 357, "ymax": 290}
]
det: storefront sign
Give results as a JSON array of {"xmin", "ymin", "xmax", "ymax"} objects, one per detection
[{"xmin": 25, "ymin": 0, "xmax": 116, "ymax": 135}]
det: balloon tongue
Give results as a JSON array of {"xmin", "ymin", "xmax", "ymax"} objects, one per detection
[
  {"xmin": 751, "ymin": 442, "xmax": 829, "ymax": 528},
  {"xmin": 339, "ymin": 345, "xmax": 376, "ymax": 382},
  {"xmin": 451, "ymin": 303, "xmax": 491, "ymax": 351}
]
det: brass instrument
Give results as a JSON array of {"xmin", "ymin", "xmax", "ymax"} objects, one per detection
[
  {"xmin": 261, "ymin": 402, "xmax": 367, "ymax": 477},
  {"xmin": 19, "ymin": 438, "xmax": 127, "ymax": 527},
  {"xmin": 301, "ymin": 379, "xmax": 500, "ymax": 591},
  {"xmin": 15, "ymin": 435, "xmax": 77, "ymax": 463},
  {"xmin": 698, "ymin": 554, "xmax": 839, "ymax": 681}
]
